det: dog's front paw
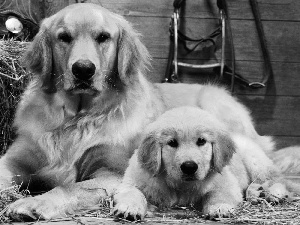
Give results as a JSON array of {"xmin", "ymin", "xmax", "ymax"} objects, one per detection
[
  {"xmin": 113, "ymin": 192, "xmax": 147, "ymax": 221},
  {"xmin": 7, "ymin": 195, "xmax": 67, "ymax": 220},
  {"xmin": 203, "ymin": 203, "xmax": 234, "ymax": 219}
]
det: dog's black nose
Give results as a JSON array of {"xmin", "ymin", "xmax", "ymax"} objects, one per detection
[
  {"xmin": 180, "ymin": 161, "xmax": 198, "ymax": 175},
  {"xmin": 72, "ymin": 60, "xmax": 96, "ymax": 81}
]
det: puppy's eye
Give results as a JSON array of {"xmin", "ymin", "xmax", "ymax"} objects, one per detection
[
  {"xmin": 167, "ymin": 139, "xmax": 179, "ymax": 148},
  {"xmin": 58, "ymin": 32, "xmax": 72, "ymax": 43},
  {"xmin": 96, "ymin": 32, "xmax": 110, "ymax": 44},
  {"xmin": 196, "ymin": 138, "xmax": 206, "ymax": 146}
]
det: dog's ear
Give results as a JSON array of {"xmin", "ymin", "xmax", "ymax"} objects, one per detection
[
  {"xmin": 137, "ymin": 132, "xmax": 162, "ymax": 176},
  {"xmin": 22, "ymin": 18, "xmax": 56, "ymax": 93},
  {"xmin": 211, "ymin": 132, "xmax": 236, "ymax": 173},
  {"xmin": 117, "ymin": 20, "xmax": 150, "ymax": 81}
]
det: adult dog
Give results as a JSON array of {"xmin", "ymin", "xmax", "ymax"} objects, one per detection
[
  {"xmin": 113, "ymin": 107, "xmax": 278, "ymax": 220},
  {"xmin": 0, "ymin": 3, "xmax": 273, "ymax": 220}
]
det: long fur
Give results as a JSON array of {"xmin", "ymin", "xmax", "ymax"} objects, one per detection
[
  {"xmin": 113, "ymin": 107, "xmax": 280, "ymax": 220},
  {"xmin": 270, "ymin": 146, "xmax": 300, "ymax": 175},
  {"xmin": 0, "ymin": 3, "xmax": 275, "ymax": 220}
]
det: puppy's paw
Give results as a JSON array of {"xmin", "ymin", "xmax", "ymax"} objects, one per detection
[
  {"xmin": 204, "ymin": 203, "xmax": 234, "ymax": 219},
  {"xmin": 267, "ymin": 183, "xmax": 290, "ymax": 199},
  {"xmin": 113, "ymin": 193, "xmax": 147, "ymax": 221},
  {"xmin": 247, "ymin": 182, "xmax": 291, "ymax": 204},
  {"xmin": 246, "ymin": 183, "xmax": 263, "ymax": 199},
  {"xmin": 7, "ymin": 195, "xmax": 67, "ymax": 220}
]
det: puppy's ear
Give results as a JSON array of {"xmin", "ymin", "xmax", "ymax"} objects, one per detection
[
  {"xmin": 117, "ymin": 20, "xmax": 150, "ymax": 81},
  {"xmin": 22, "ymin": 18, "xmax": 56, "ymax": 93},
  {"xmin": 137, "ymin": 132, "xmax": 162, "ymax": 176},
  {"xmin": 212, "ymin": 132, "xmax": 236, "ymax": 173}
]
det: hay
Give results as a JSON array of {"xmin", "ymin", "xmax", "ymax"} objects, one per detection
[
  {"xmin": 0, "ymin": 39, "xmax": 31, "ymax": 154},
  {"xmin": 219, "ymin": 199, "xmax": 300, "ymax": 224},
  {"xmin": 0, "ymin": 184, "xmax": 30, "ymax": 223}
]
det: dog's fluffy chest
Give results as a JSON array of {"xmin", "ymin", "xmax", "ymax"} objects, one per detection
[{"xmin": 37, "ymin": 100, "xmax": 157, "ymax": 184}]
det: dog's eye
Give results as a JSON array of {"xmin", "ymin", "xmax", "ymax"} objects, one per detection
[
  {"xmin": 58, "ymin": 32, "xmax": 72, "ymax": 43},
  {"xmin": 196, "ymin": 138, "xmax": 206, "ymax": 146},
  {"xmin": 167, "ymin": 139, "xmax": 179, "ymax": 148},
  {"xmin": 96, "ymin": 32, "xmax": 110, "ymax": 44}
]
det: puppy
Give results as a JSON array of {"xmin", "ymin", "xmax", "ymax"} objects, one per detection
[{"xmin": 113, "ymin": 106, "xmax": 278, "ymax": 220}]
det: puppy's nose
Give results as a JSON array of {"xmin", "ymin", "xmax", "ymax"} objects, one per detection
[
  {"xmin": 180, "ymin": 161, "xmax": 198, "ymax": 175},
  {"xmin": 72, "ymin": 60, "xmax": 96, "ymax": 81}
]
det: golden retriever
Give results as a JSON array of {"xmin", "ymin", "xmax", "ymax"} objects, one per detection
[
  {"xmin": 0, "ymin": 3, "xmax": 273, "ymax": 220},
  {"xmin": 271, "ymin": 146, "xmax": 300, "ymax": 175},
  {"xmin": 113, "ymin": 106, "xmax": 278, "ymax": 220}
]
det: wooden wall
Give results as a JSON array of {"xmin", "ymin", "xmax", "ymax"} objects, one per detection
[{"xmin": 73, "ymin": 0, "xmax": 300, "ymax": 149}]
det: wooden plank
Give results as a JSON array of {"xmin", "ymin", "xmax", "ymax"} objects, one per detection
[
  {"xmin": 68, "ymin": 2, "xmax": 300, "ymax": 63},
  {"xmin": 90, "ymin": 0, "xmax": 219, "ymax": 18},
  {"xmin": 89, "ymin": 0, "xmax": 300, "ymax": 21},
  {"xmin": 228, "ymin": 0, "xmax": 300, "ymax": 21},
  {"xmin": 124, "ymin": 17, "xmax": 300, "ymax": 62},
  {"xmin": 274, "ymin": 136, "xmax": 300, "ymax": 149},
  {"xmin": 238, "ymin": 95, "xmax": 300, "ymax": 136},
  {"xmin": 149, "ymin": 59, "xmax": 300, "ymax": 97}
]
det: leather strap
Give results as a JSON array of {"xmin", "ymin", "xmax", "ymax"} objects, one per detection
[{"xmin": 248, "ymin": 0, "xmax": 273, "ymax": 87}]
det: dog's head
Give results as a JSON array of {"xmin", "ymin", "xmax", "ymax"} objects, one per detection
[
  {"xmin": 138, "ymin": 107, "xmax": 236, "ymax": 185},
  {"xmin": 23, "ymin": 3, "xmax": 150, "ymax": 101}
]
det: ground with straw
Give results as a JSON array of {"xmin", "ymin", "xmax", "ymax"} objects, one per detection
[
  {"xmin": 0, "ymin": 40, "xmax": 300, "ymax": 224},
  {"xmin": 0, "ymin": 184, "xmax": 300, "ymax": 224}
]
